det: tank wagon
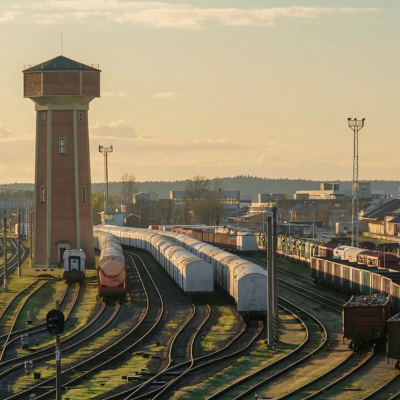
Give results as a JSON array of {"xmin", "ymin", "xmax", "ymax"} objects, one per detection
[
  {"xmin": 95, "ymin": 226, "xmax": 267, "ymax": 318},
  {"xmin": 62, "ymin": 249, "xmax": 86, "ymax": 283},
  {"xmin": 343, "ymin": 294, "xmax": 390, "ymax": 351},
  {"xmin": 94, "ymin": 230, "xmax": 127, "ymax": 299},
  {"xmin": 171, "ymin": 226, "xmax": 258, "ymax": 255}
]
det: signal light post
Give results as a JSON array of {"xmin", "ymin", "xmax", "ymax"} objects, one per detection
[{"xmin": 47, "ymin": 302, "xmax": 65, "ymax": 400}]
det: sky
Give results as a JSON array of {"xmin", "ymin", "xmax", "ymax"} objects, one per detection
[{"xmin": 0, "ymin": 1, "xmax": 399, "ymax": 183}]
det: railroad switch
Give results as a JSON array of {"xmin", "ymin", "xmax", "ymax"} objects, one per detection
[{"xmin": 27, "ymin": 311, "xmax": 32, "ymax": 325}]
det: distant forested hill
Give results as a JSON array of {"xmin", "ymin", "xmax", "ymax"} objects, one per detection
[{"xmin": 2, "ymin": 177, "xmax": 398, "ymax": 201}]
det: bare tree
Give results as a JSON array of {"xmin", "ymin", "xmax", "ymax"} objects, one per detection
[
  {"xmin": 185, "ymin": 175, "xmax": 210, "ymax": 203},
  {"xmin": 121, "ymin": 173, "xmax": 138, "ymax": 204}
]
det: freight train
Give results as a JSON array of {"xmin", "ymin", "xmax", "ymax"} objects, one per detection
[
  {"xmin": 94, "ymin": 230, "xmax": 127, "ymax": 299},
  {"xmin": 276, "ymin": 234, "xmax": 400, "ymax": 363},
  {"xmin": 168, "ymin": 226, "xmax": 258, "ymax": 255},
  {"xmin": 95, "ymin": 225, "xmax": 267, "ymax": 318}
]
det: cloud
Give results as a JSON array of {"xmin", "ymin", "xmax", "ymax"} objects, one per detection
[
  {"xmin": 152, "ymin": 91, "xmax": 181, "ymax": 99},
  {"xmin": 102, "ymin": 91, "xmax": 129, "ymax": 98},
  {"xmin": 0, "ymin": 124, "xmax": 34, "ymax": 142},
  {"xmin": 90, "ymin": 119, "xmax": 137, "ymax": 139},
  {"xmin": 0, "ymin": 11, "xmax": 20, "ymax": 24},
  {"xmin": 0, "ymin": 124, "xmax": 12, "ymax": 138},
  {"xmin": 1, "ymin": 2, "xmax": 379, "ymax": 29}
]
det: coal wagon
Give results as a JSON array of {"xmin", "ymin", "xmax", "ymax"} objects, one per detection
[{"xmin": 343, "ymin": 294, "xmax": 390, "ymax": 351}]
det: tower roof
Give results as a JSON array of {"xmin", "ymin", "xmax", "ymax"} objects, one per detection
[{"xmin": 23, "ymin": 55, "xmax": 100, "ymax": 72}]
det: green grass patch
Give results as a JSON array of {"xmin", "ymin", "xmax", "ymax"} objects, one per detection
[
  {"xmin": 201, "ymin": 306, "xmax": 237, "ymax": 353},
  {"xmin": 172, "ymin": 311, "xmax": 306, "ymax": 399}
]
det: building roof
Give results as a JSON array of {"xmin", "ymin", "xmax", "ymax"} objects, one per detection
[
  {"xmin": 389, "ymin": 215, "xmax": 400, "ymax": 224},
  {"xmin": 362, "ymin": 198, "xmax": 400, "ymax": 221},
  {"xmin": 23, "ymin": 55, "xmax": 100, "ymax": 72}
]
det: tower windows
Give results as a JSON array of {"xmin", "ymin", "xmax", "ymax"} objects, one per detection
[
  {"xmin": 40, "ymin": 186, "xmax": 45, "ymax": 203},
  {"xmin": 82, "ymin": 186, "xmax": 86, "ymax": 203},
  {"xmin": 59, "ymin": 138, "xmax": 66, "ymax": 155},
  {"xmin": 41, "ymin": 112, "xmax": 46, "ymax": 121},
  {"xmin": 78, "ymin": 112, "xmax": 84, "ymax": 121}
]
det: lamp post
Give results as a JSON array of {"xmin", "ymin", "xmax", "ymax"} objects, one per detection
[
  {"xmin": 98, "ymin": 144, "xmax": 113, "ymax": 212},
  {"xmin": 312, "ymin": 202, "xmax": 315, "ymax": 239},
  {"xmin": 3, "ymin": 210, "xmax": 8, "ymax": 291},
  {"xmin": 348, "ymin": 118, "xmax": 365, "ymax": 248}
]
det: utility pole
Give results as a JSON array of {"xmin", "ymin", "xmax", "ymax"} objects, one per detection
[
  {"xmin": 272, "ymin": 207, "xmax": 279, "ymax": 341},
  {"xmin": 99, "ymin": 144, "xmax": 113, "ymax": 212},
  {"xmin": 17, "ymin": 208, "xmax": 21, "ymax": 277},
  {"xmin": 3, "ymin": 210, "xmax": 8, "ymax": 291},
  {"xmin": 267, "ymin": 216, "xmax": 274, "ymax": 349},
  {"xmin": 348, "ymin": 118, "xmax": 365, "ymax": 248}
]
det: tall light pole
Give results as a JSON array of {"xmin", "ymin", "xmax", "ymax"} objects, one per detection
[
  {"xmin": 348, "ymin": 118, "xmax": 365, "ymax": 248},
  {"xmin": 3, "ymin": 210, "xmax": 8, "ymax": 291},
  {"xmin": 312, "ymin": 202, "xmax": 315, "ymax": 239},
  {"xmin": 99, "ymin": 144, "xmax": 113, "ymax": 212}
]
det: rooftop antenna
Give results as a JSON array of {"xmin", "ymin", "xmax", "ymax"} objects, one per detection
[{"xmin": 61, "ymin": 32, "xmax": 63, "ymax": 55}]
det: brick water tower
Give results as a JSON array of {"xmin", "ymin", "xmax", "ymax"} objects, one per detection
[{"xmin": 23, "ymin": 56, "xmax": 100, "ymax": 268}]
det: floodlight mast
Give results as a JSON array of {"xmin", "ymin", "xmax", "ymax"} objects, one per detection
[
  {"xmin": 98, "ymin": 145, "xmax": 113, "ymax": 213},
  {"xmin": 347, "ymin": 118, "xmax": 365, "ymax": 248}
]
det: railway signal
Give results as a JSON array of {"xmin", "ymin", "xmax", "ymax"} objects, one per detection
[
  {"xmin": 46, "ymin": 309, "xmax": 65, "ymax": 335},
  {"xmin": 47, "ymin": 304, "xmax": 64, "ymax": 400}
]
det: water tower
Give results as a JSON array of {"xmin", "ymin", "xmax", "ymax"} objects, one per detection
[{"xmin": 23, "ymin": 55, "xmax": 100, "ymax": 268}]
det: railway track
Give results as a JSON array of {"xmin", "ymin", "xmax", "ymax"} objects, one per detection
[
  {"xmin": 250, "ymin": 257, "xmax": 346, "ymax": 312},
  {"xmin": 0, "ymin": 279, "xmax": 48, "ymax": 362},
  {"xmin": 0, "ymin": 239, "xmax": 27, "ymax": 284},
  {"xmin": 279, "ymin": 279, "xmax": 344, "ymax": 313},
  {"xmin": 5, "ymin": 251, "xmax": 163, "ymax": 399},
  {"xmin": 0, "ymin": 281, "xmax": 39, "ymax": 323},
  {"xmin": 0, "ymin": 283, "xmax": 80, "ymax": 363},
  {"xmin": 196, "ymin": 297, "xmax": 325, "ymax": 400}
]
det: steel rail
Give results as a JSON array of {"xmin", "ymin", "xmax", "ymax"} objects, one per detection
[
  {"xmin": 278, "ymin": 281, "xmax": 343, "ymax": 313},
  {"xmin": 104, "ymin": 316, "xmax": 249, "ymax": 400},
  {"xmin": 0, "ymin": 282, "xmax": 75, "ymax": 341},
  {"xmin": 0, "ymin": 300, "xmax": 110, "ymax": 379},
  {"xmin": 360, "ymin": 371, "xmax": 400, "ymax": 400},
  {"xmin": 8, "ymin": 251, "xmax": 163, "ymax": 400},
  {"xmin": 204, "ymin": 296, "xmax": 327, "ymax": 400},
  {"xmin": 150, "ymin": 304, "xmax": 211, "ymax": 400},
  {"xmin": 0, "ymin": 283, "xmax": 80, "ymax": 360},
  {"xmin": 0, "ymin": 281, "xmax": 39, "ymax": 323},
  {"xmin": 302, "ymin": 351, "xmax": 376, "ymax": 399},
  {"xmin": 275, "ymin": 352, "xmax": 355, "ymax": 399},
  {"xmin": 0, "ymin": 280, "xmax": 48, "ymax": 362}
]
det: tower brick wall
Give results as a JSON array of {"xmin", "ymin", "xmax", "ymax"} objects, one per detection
[{"xmin": 23, "ymin": 56, "xmax": 100, "ymax": 268}]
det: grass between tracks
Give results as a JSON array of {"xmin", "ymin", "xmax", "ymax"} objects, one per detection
[
  {"xmin": 62, "ymin": 310, "xmax": 187, "ymax": 399},
  {"xmin": 201, "ymin": 306, "xmax": 237, "ymax": 353},
  {"xmin": 16, "ymin": 270, "xmax": 99, "ymax": 353},
  {"xmin": 171, "ymin": 310, "xmax": 305, "ymax": 399}
]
